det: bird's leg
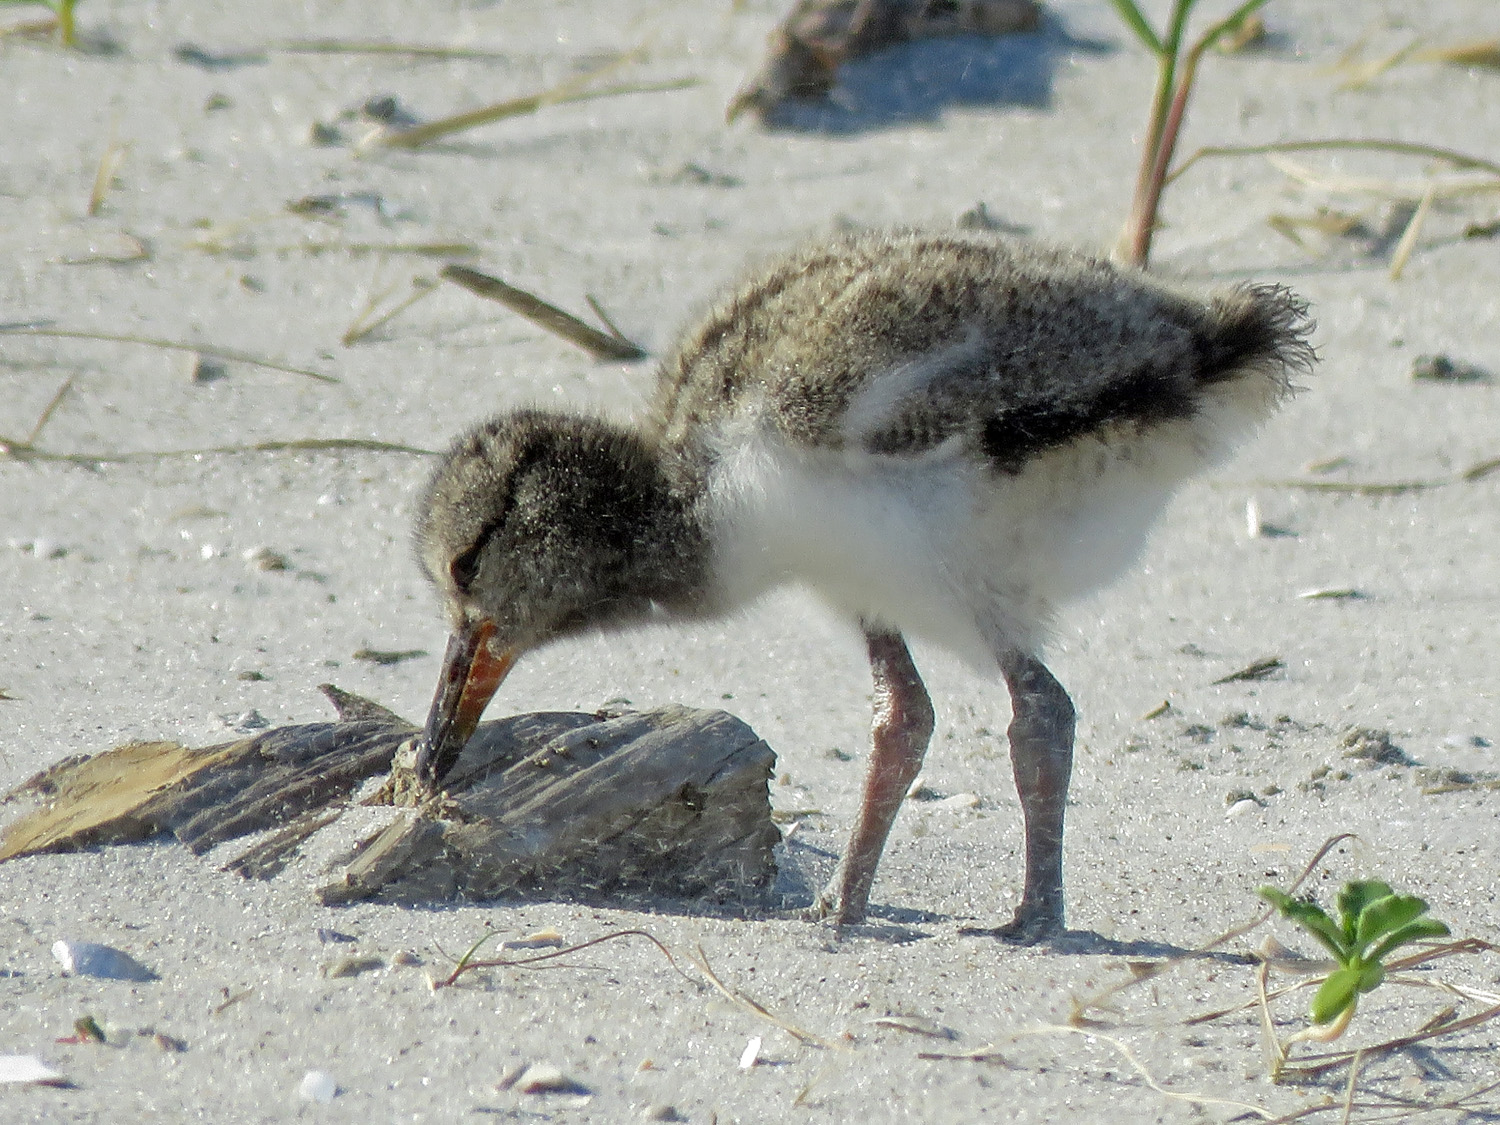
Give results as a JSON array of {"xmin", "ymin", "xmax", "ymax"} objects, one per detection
[
  {"xmin": 992, "ymin": 649, "xmax": 1075, "ymax": 943},
  {"xmin": 814, "ymin": 626, "xmax": 934, "ymax": 925}
]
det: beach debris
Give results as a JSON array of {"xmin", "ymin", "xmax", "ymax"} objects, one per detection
[
  {"xmin": 440, "ymin": 265, "xmax": 648, "ymax": 362},
  {"xmin": 499, "ymin": 929, "xmax": 565, "ymax": 952},
  {"xmin": 0, "ymin": 1055, "xmax": 68, "ymax": 1087},
  {"xmin": 739, "ymin": 1035, "xmax": 762, "ymax": 1069},
  {"xmin": 515, "ymin": 1063, "xmax": 588, "ymax": 1095},
  {"xmin": 1411, "ymin": 354, "xmax": 1492, "ymax": 383},
  {"xmin": 243, "ymin": 547, "xmax": 291, "ymax": 572},
  {"xmin": 643, "ymin": 1104, "xmax": 686, "ymax": 1121},
  {"xmin": 51, "ymin": 941, "xmax": 157, "ymax": 982},
  {"xmin": 56, "ymin": 1015, "xmax": 107, "ymax": 1045},
  {"xmin": 1297, "ymin": 587, "xmax": 1362, "ymax": 601},
  {"xmin": 1340, "ymin": 728, "xmax": 1415, "ymax": 768},
  {"xmin": 869, "ymin": 1013, "xmax": 957, "ymax": 1039},
  {"xmin": 729, "ymin": 0, "xmax": 1042, "ymax": 121},
  {"xmin": 322, "ymin": 956, "xmax": 383, "ymax": 979},
  {"xmin": 1211, "ymin": 656, "xmax": 1284, "ymax": 685},
  {"xmin": 351, "ymin": 647, "xmax": 426, "ymax": 666},
  {"xmin": 297, "ymin": 1069, "xmax": 339, "ymax": 1103},
  {"xmin": 1, "ymin": 688, "xmax": 779, "ymax": 909}
]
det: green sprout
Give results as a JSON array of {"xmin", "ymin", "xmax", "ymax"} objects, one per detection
[
  {"xmin": 2, "ymin": 0, "xmax": 79, "ymax": 47},
  {"xmin": 1259, "ymin": 880, "xmax": 1451, "ymax": 1035},
  {"xmin": 1107, "ymin": 0, "xmax": 1273, "ymax": 267}
]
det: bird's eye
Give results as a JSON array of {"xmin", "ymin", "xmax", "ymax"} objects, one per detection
[{"xmin": 450, "ymin": 541, "xmax": 483, "ymax": 592}]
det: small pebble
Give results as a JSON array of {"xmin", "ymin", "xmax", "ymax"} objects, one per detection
[
  {"xmin": 298, "ymin": 1070, "xmax": 339, "ymax": 1103},
  {"xmin": 936, "ymin": 792, "xmax": 981, "ymax": 810},
  {"xmin": 1412, "ymin": 354, "xmax": 1490, "ymax": 383},
  {"xmin": 643, "ymin": 1104, "xmax": 685, "ymax": 1121},
  {"xmin": 244, "ymin": 547, "xmax": 291, "ymax": 571},
  {"xmin": 1225, "ymin": 799, "xmax": 1261, "ymax": 819}
]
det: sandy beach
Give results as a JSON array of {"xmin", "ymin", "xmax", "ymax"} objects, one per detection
[{"xmin": 2, "ymin": 1, "xmax": 1498, "ymax": 1120}]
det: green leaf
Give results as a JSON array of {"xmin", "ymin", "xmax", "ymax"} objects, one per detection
[
  {"xmin": 1259, "ymin": 886, "xmax": 1351, "ymax": 961},
  {"xmin": 1310, "ymin": 967, "xmax": 1361, "ymax": 1024},
  {"xmin": 1367, "ymin": 916, "xmax": 1452, "ymax": 964},
  {"xmin": 1337, "ymin": 881, "xmax": 1395, "ymax": 940},
  {"xmin": 1107, "ymin": 0, "xmax": 1165, "ymax": 55},
  {"xmin": 1352, "ymin": 892, "xmax": 1429, "ymax": 953},
  {"xmin": 1356, "ymin": 960, "xmax": 1386, "ymax": 994}
]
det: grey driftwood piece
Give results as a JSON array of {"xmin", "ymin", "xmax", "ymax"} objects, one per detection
[
  {"xmin": 321, "ymin": 704, "xmax": 780, "ymax": 907},
  {"xmin": 0, "ymin": 686, "xmax": 780, "ymax": 909}
]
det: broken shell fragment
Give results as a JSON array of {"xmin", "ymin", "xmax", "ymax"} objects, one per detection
[{"xmin": 51, "ymin": 941, "xmax": 157, "ymax": 982}]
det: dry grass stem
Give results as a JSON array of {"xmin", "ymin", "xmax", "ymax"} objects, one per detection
[
  {"xmin": 1250, "ymin": 456, "xmax": 1500, "ymax": 495},
  {"xmin": 1387, "ymin": 183, "xmax": 1436, "ymax": 280},
  {"xmin": 25, "ymin": 377, "xmax": 74, "ymax": 446},
  {"xmin": 1019, "ymin": 1025, "xmax": 1274, "ymax": 1119},
  {"xmin": 0, "ymin": 327, "xmax": 337, "ymax": 383},
  {"xmin": 274, "ymin": 38, "xmax": 516, "ymax": 60},
  {"xmin": 87, "ymin": 137, "xmax": 129, "ymax": 217},
  {"xmin": 1333, "ymin": 39, "xmax": 1423, "ymax": 90},
  {"xmin": 1168, "ymin": 138, "xmax": 1500, "ymax": 186},
  {"xmin": 430, "ymin": 928, "xmax": 699, "ymax": 991},
  {"xmin": 440, "ymin": 265, "xmax": 647, "ymax": 361},
  {"xmin": 690, "ymin": 944, "xmax": 836, "ymax": 1048},
  {"xmin": 1265, "ymin": 154, "xmax": 1500, "ymax": 203},
  {"xmin": 366, "ymin": 58, "xmax": 697, "ymax": 150},
  {"xmin": 342, "ymin": 276, "xmax": 439, "ymax": 346},
  {"xmin": 0, "ymin": 437, "xmax": 435, "ymax": 465},
  {"xmin": 1414, "ymin": 39, "xmax": 1500, "ymax": 69}
]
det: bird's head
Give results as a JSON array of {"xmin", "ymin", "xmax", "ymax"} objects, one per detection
[{"xmin": 411, "ymin": 409, "xmax": 697, "ymax": 785}]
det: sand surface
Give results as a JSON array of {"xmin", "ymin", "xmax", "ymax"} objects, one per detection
[{"xmin": 3, "ymin": 1, "xmax": 1498, "ymax": 1121}]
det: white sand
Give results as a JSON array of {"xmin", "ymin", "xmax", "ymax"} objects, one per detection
[{"xmin": 2, "ymin": 1, "xmax": 1498, "ymax": 1120}]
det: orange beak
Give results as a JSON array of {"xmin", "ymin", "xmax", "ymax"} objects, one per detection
[{"xmin": 414, "ymin": 620, "xmax": 518, "ymax": 786}]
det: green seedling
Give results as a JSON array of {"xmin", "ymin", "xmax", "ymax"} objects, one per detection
[
  {"xmin": 2, "ymin": 0, "xmax": 80, "ymax": 47},
  {"xmin": 1259, "ymin": 880, "xmax": 1450, "ymax": 1036},
  {"xmin": 1107, "ymin": 0, "xmax": 1274, "ymax": 266}
]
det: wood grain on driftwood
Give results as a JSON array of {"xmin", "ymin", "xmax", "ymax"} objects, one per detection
[{"xmin": 0, "ymin": 688, "xmax": 780, "ymax": 909}]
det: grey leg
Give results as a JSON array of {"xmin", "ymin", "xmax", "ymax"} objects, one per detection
[
  {"xmin": 992, "ymin": 649, "xmax": 1075, "ymax": 942},
  {"xmin": 814, "ymin": 626, "xmax": 934, "ymax": 925}
]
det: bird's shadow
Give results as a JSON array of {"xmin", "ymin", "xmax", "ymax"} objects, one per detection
[
  {"xmin": 959, "ymin": 924, "xmax": 1257, "ymax": 964},
  {"xmin": 759, "ymin": 16, "xmax": 1108, "ymax": 135}
]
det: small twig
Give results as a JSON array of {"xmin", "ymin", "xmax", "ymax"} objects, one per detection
[
  {"xmin": 0, "ymin": 327, "xmax": 336, "ymax": 383},
  {"xmin": 440, "ymin": 265, "xmax": 647, "ymax": 361}
]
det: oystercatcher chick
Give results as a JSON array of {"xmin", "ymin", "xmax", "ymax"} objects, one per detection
[{"xmin": 412, "ymin": 228, "xmax": 1314, "ymax": 939}]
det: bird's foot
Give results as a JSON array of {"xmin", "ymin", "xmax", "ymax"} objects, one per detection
[
  {"xmin": 965, "ymin": 904, "xmax": 1063, "ymax": 945},
  {"xmin": 802, "ymin": 882, "xmax": 868, "ymax": 927}
]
